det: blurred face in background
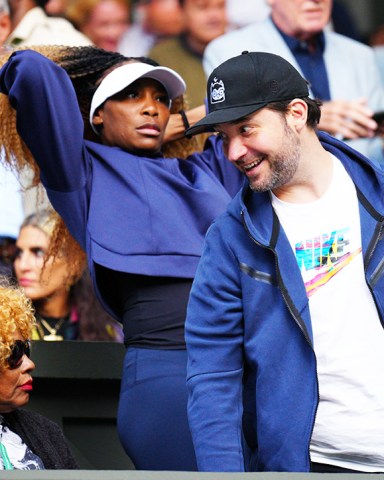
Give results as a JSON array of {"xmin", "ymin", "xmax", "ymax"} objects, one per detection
[
  {"xmin": 44, "ymin": 0, "xmax": 68, "ymax": 16},
  {"xmin": 81, "ymin": 0, "xmax": 130, "ymax": 51},
  {"xmin": 269, "ymin": 0, "xmax": 332, "ymax": 41},
  {"xmin": 14, "ymin": 226, "xmax": 69, "ymax": 302},
  {"xmin": 141, "ymin": 0, "xmax": 183, "ymax": 36},
  {"xmin": 0, "ymin": 8, "xmax": 10, "ymax": 45},
  {"xmin": 182, "ymin": 0, "xmax": 227, "ymax": 52}
]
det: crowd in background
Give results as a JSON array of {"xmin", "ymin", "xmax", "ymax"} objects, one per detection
[{"xmin": 0, "ymin": 0, "xmax": 383, "ymax": 472}]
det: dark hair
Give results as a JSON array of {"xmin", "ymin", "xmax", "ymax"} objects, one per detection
[
  {"xmin": 266, "ymin": 97, "xmax": 322, "ymax": 129},
  {"xmin": 72, "ymin": 269, "xmax": 122, "ymax": 341},
  {"xmin": 35, "ymin": 0, "xmax": 49, "ymax": 7},
  {"xmin": 54, "ymin": 47, "xmax": 129, "ymax": 141}
]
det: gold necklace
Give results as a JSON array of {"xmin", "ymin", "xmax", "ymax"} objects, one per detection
[{"xmin": 38, "ymin": 317, "xmax": 66, "ymax": 341}]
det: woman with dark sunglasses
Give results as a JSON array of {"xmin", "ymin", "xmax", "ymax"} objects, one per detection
[{"xmin": 0, "ymin": 276, "xmax": 78, "ymax": 470}]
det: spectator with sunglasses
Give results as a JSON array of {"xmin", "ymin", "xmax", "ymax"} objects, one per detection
[{"xmin": 0, "ymin": 276, "xmax": 78, "ymax": 470}]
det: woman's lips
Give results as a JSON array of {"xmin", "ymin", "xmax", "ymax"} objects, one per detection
[
  {"xmin": 137, "ymin": 123, "xmax": 161, "ymax": 136},
  {"xmin": 19, "ymin": 380, "xmax": 33, "ymax": 392},
  {"xmin": 18, "ymin": 278, "xmax": 34, "ymax": 287}
]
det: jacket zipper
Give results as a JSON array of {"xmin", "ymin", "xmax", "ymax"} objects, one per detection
[
  {"xmin": 241, "ymin": 210, "xmax": 319, "ymax": 470},
  {"xmin": 371, "ymin": 255, "xmax": 384, "ymax": 289}
]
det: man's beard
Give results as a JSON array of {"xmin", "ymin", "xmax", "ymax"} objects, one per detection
[{"xmin": 249, "ymin": 121, "xmax": 301, "ymax": 193}]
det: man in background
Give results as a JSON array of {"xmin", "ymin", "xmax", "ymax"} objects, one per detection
[
  {"xmin": 118, "ymin": 0, "xmax": 182, "ymax": 56},
  {"xmin": 149, "ymin": 0, "xmax": 227, "ymax": 109}
]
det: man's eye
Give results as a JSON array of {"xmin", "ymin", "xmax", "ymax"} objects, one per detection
[{"xmin": 240, "ymin": 125, "xmax": 251, "ymax": 134}]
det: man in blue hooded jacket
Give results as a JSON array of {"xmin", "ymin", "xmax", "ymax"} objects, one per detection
[{"xmin": 185, "ymin": 51, "xmax": 384, "ymax": 473}]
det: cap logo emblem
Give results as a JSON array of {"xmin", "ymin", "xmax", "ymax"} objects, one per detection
[
  {"xmin": 270, "ymin": 80, "xmax": 279, "ymax": 93},
  {"xmin": 210, "ymin": 77, "xmax": 225, "ymax": 104}
]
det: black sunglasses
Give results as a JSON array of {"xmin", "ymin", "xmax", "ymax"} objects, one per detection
[{"xmin": 7, "ymin": 340, "xmax": 31, "ymax": 369}]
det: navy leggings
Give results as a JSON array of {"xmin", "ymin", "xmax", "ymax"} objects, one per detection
[{"xmin": 117, "ymin": 347, "xmax": 197, "ymax": 471}]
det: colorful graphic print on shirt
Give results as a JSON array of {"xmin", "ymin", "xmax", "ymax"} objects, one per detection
[{"xmin": 295, "ymin": 227, "xmax": 361, "ymax": 297}]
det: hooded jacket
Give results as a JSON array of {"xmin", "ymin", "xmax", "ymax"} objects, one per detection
[{"xmin": 186, "ymin": 132, "xmax": 384, "ymax": 472}]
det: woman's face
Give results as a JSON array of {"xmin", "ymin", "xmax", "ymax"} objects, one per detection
[
  {"xmin": 81, "ymin": 0, "xmax": 130, "ymax": 52},
  {"xmin": 92, "ymin": 77, "xmax": 171, "ymax": 155},
  {"xmin": 14, "ymin": 226, "xmax": 70, "ymax": 302},
  {"xmin": 0, "ymin": 330, "xmax": 35, "ymax": 413}
]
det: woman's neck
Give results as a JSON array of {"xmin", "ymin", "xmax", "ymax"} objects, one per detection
[{"xmin": 35, "ymin": 291, "xmax": 70, "ymax": 319}]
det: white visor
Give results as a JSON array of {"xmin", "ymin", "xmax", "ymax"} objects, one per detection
[{"xmin": 89, "ymin": 62, "xmax": 186, "ymax": 133}]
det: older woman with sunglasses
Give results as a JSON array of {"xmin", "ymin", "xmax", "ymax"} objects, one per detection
[{"xmin": 0, "ymin": 277, "xmax": 78, "ymax": 470}]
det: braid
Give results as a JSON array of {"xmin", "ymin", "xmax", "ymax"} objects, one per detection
[
  {"xmin": 0, "ymin": 45, "xmax": 198, "ymax": 270},
  {"xmin": 55, "ymin": 47, "xmax": 128, "ymax": 139},
  {"xmin": 0, "ymin": 45, "xmax": 129, "ymax": 174}
]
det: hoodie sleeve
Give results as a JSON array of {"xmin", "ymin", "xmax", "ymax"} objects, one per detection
[
  {"xmin": 0, "ymin": 50, "xmax": 90, "ymax": 247},
  {"xmin": 190, "ymin": 135, "xmax": 245, "ymax": 198},
  {"xmin": 185, "ymin": 218, "xmax": 246, "ymax": 472}
]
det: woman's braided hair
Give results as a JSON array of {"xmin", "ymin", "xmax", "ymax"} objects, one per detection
[{"xmin": 0, "ymin": 45, "xmax": 197, "ymax": 269}]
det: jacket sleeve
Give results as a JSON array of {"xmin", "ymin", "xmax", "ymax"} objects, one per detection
[
  {"xmin": 185, "ymin": 219, "xmax": 245, "ymax": 472},
  {"xmin": 191, "ymin": 135, "xmax": 245, "ymax": 198},
  {"xmin": 0, "ymin": 50, "xmax": 90, "ymax": 247}
]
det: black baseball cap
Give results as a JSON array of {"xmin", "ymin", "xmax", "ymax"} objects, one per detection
[{"xmin": 186, "ymin": 51, "xmax": 309, "ymax": 136}]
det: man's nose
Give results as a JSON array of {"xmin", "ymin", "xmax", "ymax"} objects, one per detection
[{"xmin": 227, "ymin": 137, "xmax": 248, "ymax": 162}]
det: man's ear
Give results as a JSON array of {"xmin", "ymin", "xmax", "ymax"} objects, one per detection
[{"xmin": 287, "ymin": 98, "xmax": 308, "ymax": 131}]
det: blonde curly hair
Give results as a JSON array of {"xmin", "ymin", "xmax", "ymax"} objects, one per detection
[{"xmin": 0, "ymin": 277, "xmax": 35, "ymax": 372}]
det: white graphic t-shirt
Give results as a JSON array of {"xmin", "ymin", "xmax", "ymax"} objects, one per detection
[
  {"xmin": 0, "ymin": 417, "xmax": 44, "ymax": 470},
  {"xmin": 272, "ymin": 155, "xmax": 384, "ymax": 472}
]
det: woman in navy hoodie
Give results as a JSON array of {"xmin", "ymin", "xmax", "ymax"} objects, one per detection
[{"xmin": 0, "ymin": 46, "xmax": 243, "ymax": 470}]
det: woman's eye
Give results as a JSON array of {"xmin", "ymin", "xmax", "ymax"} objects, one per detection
[
  {"xmin": 31, "ymin": 248, "xmax": 45, "ymax": 258},
  {"xmin": 157, "ymin": 94, "xmax": 170, "ymax": 106},
  {"xmin": 126, "ymin": 91, "xmax": 138, "ymax": 99}
]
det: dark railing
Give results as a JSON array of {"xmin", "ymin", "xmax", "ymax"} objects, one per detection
[{"xmin": 27, "ymin": 340, "xmax": 133, "ymax": 470}]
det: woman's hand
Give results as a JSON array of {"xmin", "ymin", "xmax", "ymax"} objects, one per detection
[{"xmin": 164, "ymin": 105, "xmax": 206, "ymax": 143}]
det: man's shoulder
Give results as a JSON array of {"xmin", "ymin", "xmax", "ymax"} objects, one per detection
[
  {"xmin": 35, "ymin": 14, "xmax": 92, "ymax": 45},
  {"xmin": 203, "ymin": 18, "xmax": 284, "ymax": 74},
  {"xmin": 325, "ymin": 30, "xmax": 375, "ymax": 55},
  {"xmin": 149, "ymin": 36, "xmax": 184, "ymax": 60},
  {"xmin": 206, "ymin": 19, "xmax": 271, "ymax": 53},
  {"xmin": 8, "ymin": 7, "xmax": 91, "ymax": 47}
]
